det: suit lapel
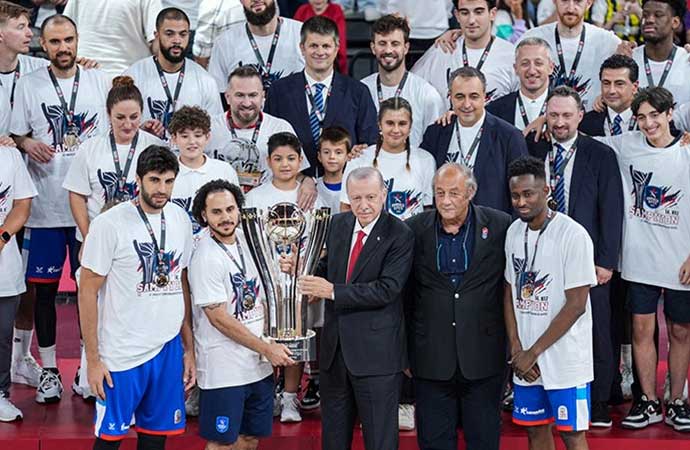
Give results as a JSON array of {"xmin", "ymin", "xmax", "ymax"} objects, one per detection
[
  {"xmin": 324, "ymin": 73, "xmax": 345, "ymax": 127},
  {"xmin": 333, "ymin": 213, "xmax": 355, "ymax": 283},
  {"xmin": 568, "ymin": 135, "xmax": 590, "ymax": 216},
  {"xmin": 421, "ymin": 213, "xmax": 456, "ymax": 290},
  {"xmin": 349, "ymin": 212, "xmax": 387, "ymax": 282},
  {"xmin": 509, "ymin": 93, "xmax": 518, "ymax": 125},
  {"xmin": 294, "ymin": 72, "xmax": 314, "ymax": 147},
  {"xmin": 473, "ymin": 115, "xmax": 497, "ymax": 179}
]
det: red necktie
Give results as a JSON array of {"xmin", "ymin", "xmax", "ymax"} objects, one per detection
[{"xmin": 346, "ymin": 230, "xmax": 366, "ymax": 282}]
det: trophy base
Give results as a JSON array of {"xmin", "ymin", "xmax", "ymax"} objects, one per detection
[{"xmin": 270, "ymin": 329, "xmax": 317, "ymax": 362}]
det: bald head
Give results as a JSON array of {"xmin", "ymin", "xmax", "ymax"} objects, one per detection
[{"xmin": 434, "ymin": 163, "xmax": 477, "ymax": 197}]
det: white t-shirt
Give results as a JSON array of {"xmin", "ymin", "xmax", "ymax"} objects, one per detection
[
  {"xmin": 171, "ymin": 156, "xmax": 240, "ymax": 234},
  {"xmin": 316, "ymin": 178, "xmax": 342, "ymax": 213},
  {"xmin": 340, "ymin": 145, "xmax": 435, "ymax": 220},
  {"xmin": 80, "ymin": 201, "xmax": 193, "ymax": 371},
  {"xmin": 513, "ymin": 90, "xmax": 548, "ymax": 131},
  {"xmin": 443, "ymin": 114, "xmax": 485, "ymax": 168},
  {"xmin": 597, "ymin": 132, "xmax": 690, "ymax": 290},
  {"xmin": 0, "ymin": 54, "xmax": 49, "ymax": 112},
  {"xmin": 360, "ymin": 71, "xmax": 447, "ymax": 148},
  {"xmin": 206, "ymin": 112, "xmax": 309, "ymax": 188},
  {"xmin": 632, "ymin": 45, "xmax": 690, "ymax": 106},
  {"xmin": 64, "ymin": 0, "xmax": 162, "ymax": 77},
  {"xmin": 208, "ymin": 18, "xmax": 305, "ymax": 92},
  {"xmin": 0, "ymin": 147, "xmax": 37, "ymax": 297},
  {"xmin": 379, "ymin": 0, "xmax": 452, "ymax": 39},
  {"xmin": 189, "ymin": 231, "xmax": 272, "ymax": 388},
  {"xmin": 245, "ymin": 181, "xmax": 324, "ymax": 213},
  {"xmin": 124, "ymin": 56, "xmax": 223, "ymax": 138},
  {"xmin": 62, "ymin": 131, "xmax": 165, "ymax": 241},
  {"xmin": 11, "ymin": 67, "xmax": 110, "ymax": 228},
  {"xmin": 411, "ymin": 36, "xmax": 519, "ymax": 103},
  {"xmin": 162, "ymin": 0, "xmax": 200, "ymax": 29},
  {"xmin": 519, "ymin": 23, "xmax": 620, "ymax": 111},
  {"xmin": 504, "ymin": 212, "xmax": 596, "ymax": 390}
]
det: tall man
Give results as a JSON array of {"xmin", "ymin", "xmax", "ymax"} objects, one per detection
[
  {"xmin": 406, "ymin": 163, "xmax": 511, "ymax": 450},
  {"xmin": 505, "ymin": 156, "xmax": 597, "ymax": 450},
  {"xmin": 526, "ymin": 86, "xmax": 623, "ymax": 428},
  {"xmin": 125, "ymin": 7, "xmax": 222, "ymax": 141},
  {"xmin": 360, "ymin": 15, "xmax": 445, "ymax": 148},
  {"xmin": 421, "ymin": 67, "xmax": 528, "ymax": 214},
  {"xmin": 265, "ymin": 16, "xmax": 378, "ymax": 177},
  {"xmin": 299, "ymin": 167, "xmax": 414, "ymax": 450},
  {"xmin": 208, "ymin": 0, "xmax": 304, "ymax": 93},
  {"xmin": 10, "ymin": 14, "xmax": 110, "ymax": 404},
  {"xmin": 412, "ymin": 0, "xmax": 518, "ymax": 102}
]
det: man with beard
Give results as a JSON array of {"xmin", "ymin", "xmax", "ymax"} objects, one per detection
[
  {"xmin": 188, "ymin": 179, "xmax": 295, "ymax": 450},
  {"xmin": 79, "ymin": 146, "xmax": 195, "ymax": 450},
  {"xmin": 208, "ymin": 0, "xmax": 304, "ymax": 93},
  {"xmin": 360, "ymin": 15, "xmax": 446, "ymax": 148},
  {"xmin": 125, "ymin": 8, "xmax": 222, "ymax": 141},
  {"xmin": 10, "ymin": 14, "xmax": 110, "ymax": 405}
]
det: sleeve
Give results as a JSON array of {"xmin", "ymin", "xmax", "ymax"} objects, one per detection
[
  {"xmin": 673, "ymin": 102, "xmax": 690, "ymax": 132},
  {"xmin": 10, "ymin": 78, "xmax": 32, "ymax": 137},
  {"xmin": 537, "ymin": 0, "xmax": 555, "ymax": 25},
  {"xmin": 422, "ymin": 85, "xmax": 448, "ymax": 128},
  {"xmin": 339, "ymin": 159, "xmax": 360, "ymax": 205},
  {"xmin": 142, "ymin": 0, "xmax": 163, "ymax": 43},
  {"xmin": 188, "ymin": 249, "xmax": 229, "ymax": 306},
  {"xmin": 354, "ymin": 84, "xmax": 379, "ymax": 145},
  {"xmin": 10, "ymin": 148, "xmax": 37, "ymax": 199},
  {"xmin": 411, "ymin": 47, "xmax": 448, "ymax": 99},
  {"xmin": 81, "ymin": 215, "xmax": 117, "ymax": 276},
  {"xmin": 592, "ymin": 134, "xmax": 623, "ymax": 156},
  {"xmin": 562, "ymin": 226, "xmax": 597, "ymax": 290},
  {"xmin": 208, "ymin": 37, "xmax": 228, "ymax": 92},
  {"xmin": 224, "ymin": 161, "xmax": 240, "ymax": 186},
  {"xmin": 63, "ymin": 0, "xmax": 77, "ymax": 22},
  {"xmin": 179, "ymin": 212, "xmax": 194, "ymax": 270},
  {"xmin": 421, "ymin": 156, "xmax": 435, "ymax": 206},
  {"xmin": 203, "ymin": 74, "xmax": 224, "ymax": 115},
  {"xmin": 0, "ymin": 90, "xmax": 10, "ymax": 134},
  {"xmin": 504, "ymin": 233, "xmax": 513, "ymax": 283},
  {"xmin": 193, "ymin": 0, "xmax": 216, "ymax": 58},
  {"xmin": 591, "ymin": 0, "xmax": 607, "ymax": 24},
  {"xmin": 61, "ymin": 145, "xmax": 92, "ymax": 195}
]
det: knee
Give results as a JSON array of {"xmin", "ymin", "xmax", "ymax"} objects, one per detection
[
  {"xmin": 668, "ymin": 322, "xmax": 690, "ymax": 343},
  {"xmin": 236, "ymin": 436, "xmax": 259, "ymax": 450},
  {"xmin": 137, "ymin": 433, "xmax": 166, "ymax": 450},
  {"xmin": 559, "ymin": 430, "xmax": 586, "ymax": 447},
  {"xmin": 204, "ymin": 441, "xmax": 232, "ymax": 450},
  {"xmin": 526, "ymin": 424, "xmax": 551, "ymax": 442},
  {"xmin": 632, "ymin": 316, "xmax": 655, "ymax": 342}
]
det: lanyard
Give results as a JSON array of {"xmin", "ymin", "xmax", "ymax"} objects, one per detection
[
  {"xmin": 376, "ymin": 71, "xmax": 409, "ymax": 104},
  {"xmin": 305, "ymin": 82, "xmax": 332, "ymax": 124},
  {"xmin": 554, "ymin": 25, "xmax": 586, "ymax": 84},
  {"xmin": 454, "ymin": 120, "xmax": 483, "ymax": 168},
  {"xmin": 605, "ymin": 112, "xmax": 637, "ymax": 135},
  {"xmin": 109, "ymin": 131, "xmax": 139, "ymax": 195},
  {"xmin": 462, "ymin": 36, "xmax": 494, "ymax": 71},
  {"xmin": 134, "ymin": 199, "xmax": 167, "ymax": 271},
  {"xmin": 226, "ymin": 111, "xmax": 262, "ymax": 145},
  {"xmin": 548, "ymin": 143, "xmax": 577, "ymax": 193},
  {"xmin": 643, "ymin": 46, "xmax": 677, "ymax": 88},
  {"xmin": 9, "ymin": 60, "xmax": 19, "ymax": 108},
  {"xmin": 245, "ymin": 18, "xmax": 282, "ymax": 80},
  {"xmin": 212, "ymin": 236, "xmax": 247, "ymax": 277},
  {"xmin": 47, "ymin": 65, "xmax": 80, "ymax": 127},
  {"xmin": 153, "ymin": 57, "xmax": 185, "ymax": 114},
  {"xmin": 523, "ymin": 209, "xmax": 554, "ymax": 273},
  {"xmin": 516, "ymin": 94, "xmax": 547, "ymax": 127}
]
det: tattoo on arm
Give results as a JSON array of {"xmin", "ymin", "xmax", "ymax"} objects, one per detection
[{"xmin": 203, "ymin": 303, "xmax": 223, "ymax": 311}]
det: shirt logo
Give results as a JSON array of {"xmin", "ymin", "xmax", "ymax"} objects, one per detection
[
  {"xmin": 132, "ymin": 239, "xmax": 182, "ymax": 292},
  {"xmin": 97, "ymin": 170, "xmax": 138, "ymax": 204},
  {"xmin": 629, "ymin": 165, "xmax": 682, "ymax": 227},
  {"xmin": 0, "ymin": 183, "xmax": 10, "ymax": 210},
  {"xmin": 384, "ymin": 178, "xmax": 422, "ymax": 219},
  {"xmin": 215, "ymin": 415, "xmax": 230, "ymax": 433},
  {"xmin": 511, "ymin": 255, "xmax": 551, "ymax": 315},
  {"xmin": 557, "ymin": 405, "xmax": 569, "ymax": 421},
  {"xmin": 41, "ymin": 103, "xmax": 98, "ymax": 153}
]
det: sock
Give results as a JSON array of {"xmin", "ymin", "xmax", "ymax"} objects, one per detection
[
  {"xmin": 283, "ymin": 392, "xmax": 297, "ymax": 401},
  {"xmin": 12, "ymin": 328, "xmax": 33, "ymax": 360},
  {"xmin": 621, "ymin": 344, "xmax": 632, "ymax": 369},
  {"xmin": 38, "ymin": 344, "xmax": 57, "ymax": 369}
]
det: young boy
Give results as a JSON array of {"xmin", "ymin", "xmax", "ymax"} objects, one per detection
[{"xmin": 315, "ymin": 126, "xmax": 351, "ymax": 213}]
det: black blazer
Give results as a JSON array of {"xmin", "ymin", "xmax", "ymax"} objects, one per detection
[
  {"xmin": 579, "ymin": 110, "xmax": 608, "ymax": 137},
  {"xmin": 405, "ymin": 206, "xmax": 511, "ymax": 381},
  {"xmin": 486, "ymin": 91, "xmax": 519, "ymax": 126},
  {"xmin": 527, "ymin": 134, "xmax": 623, "ymax": 269},
  {"xmin": 264, "ymin": 71, "xmax": 379, "ymax": 176},
  {"xmin": 420, "ymin": 112, "xmax": 528, "ymax": 213},
  {"xmin": 316, "ymin": 211, "xmax": 414, "ymax": 377}
]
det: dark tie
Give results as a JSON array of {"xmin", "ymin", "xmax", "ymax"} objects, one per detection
[
  {"xmin": 553, "ymin": 144, "xmax": 567, "ymax": 213},
  {"xmin": 612, "ymin": 114, "xmax": 623, "ymax": 135},
  {"xmin": 309, "ymin": 83, "xmax": 325, "ymax": 147},
  {"xmin": 346, "ymin": 230, "xmax": 366, "ymax": 282}
]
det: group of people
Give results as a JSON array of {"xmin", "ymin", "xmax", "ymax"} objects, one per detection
[{"xmin": 1, "ymin": 0, "xmax": 690, "ymax": 449}]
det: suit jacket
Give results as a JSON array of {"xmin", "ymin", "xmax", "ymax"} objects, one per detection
[
  {"xmin": 316, "ymin": 211, "xmax": 414, "ymax": 377},
  {"xmin": 405, "ymin": 206, "xmax": 511, "ymax": 381},
  {"xmin": 527, "ymin": 134, "xmax": 623, "ymax": 269},
  {"xmin": 486, "ymin": 91, "xmax": 518, "ymax": 126},
  {"xmin": 264, "ymin": 71, "xmax": 379, "ymax": 176},
  {"xmin": 579, "ymin": 110, "xmax": 607, "ymax": 137},
  {"xmin": 420, "ymin": 112, "xmax": 528, "ymax": 213}
]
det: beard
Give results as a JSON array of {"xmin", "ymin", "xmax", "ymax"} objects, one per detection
[
  {"xmin": 209, "ymin": 220, "xmax": 238, "ymax": 239},
  {"xmin": 51, "ymin": 51, "xmax": 76, "ymax": 70},
  {"xmin": 244, "ymin": 1, "xmax": 276, "ymax": 27},
  {"xmin": 378, "ymin": 53, "xmax": 404, "ymax": 72},
  {"xmin": 160, "ymin": 43, "xmax": 188, "ymax": 64},
  {"xmin": 140, "ymin": 187, "xmax": 169, "ymax": 210}
]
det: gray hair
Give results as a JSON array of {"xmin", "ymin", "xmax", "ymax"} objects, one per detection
[
  {"xmin": 447, "ymin": 66, "xmax": 486, "ymax": 93},
  {"xmin": 515, "ymin": 37, "xmax": 553, "ymax": 58},
  {"xmin": 346, "ymin": 167, "xmax": 386, "ymax": 192},
  {"xmin": 433, "ymin": 162, "xmax": 478, "ymax": 198}
]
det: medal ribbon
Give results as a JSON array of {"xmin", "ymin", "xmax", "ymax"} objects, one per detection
[
  {"xmin": 9, "ymin": 60, "xmax": 20, "ymax": 108},
  {"xmin": 523, "ymin": 209, "xmax": 554, "ymax": 273},
  {"xmin": 643, "ymin": 46, "xmax": 677, "ymax": 88},
  {"xmin": 547, "ymin": 143, "xmax": 577, "ymax": 195},
  {"xmin": 153, "ymin": 57, "xmax": 185, "ymax": 114},
  {"xmin": 47, "ymin": 65, "xmax": 80, "ymax": 129},
  {"xmin": 376, "ymin": 71, "xmax": 409, "ymax": 104},
  {"xmin": 109, "ymin": 131, "xmax": 139, "ymax": 197},
  {"xmin": 226, "ymin": 111, "xmax": 263, "ymax": 145},
  {"xmin": 462, "ymin": 36, "xmax": 494, "ymax": 71},
  {"xmin": 245, "ymin": 18, "xmax": 282, "ymax": 80},
  {"xmin": 134, "ymin": 199, "xmax": 167, "ymax": 274},
  {"xmin": 212, "ymin": 236, "xmax": 248, "ymax": 277},
  {"xmin": 554, "ymin": 25, "xmax": 586, "ymax": 84},
  {"xmin": 517, "ymin": 93, "xmax": 547, "ymax": 127},
  {"xmin": 454, "ymin": 120, "xmax": 483, "ymax": 168}
]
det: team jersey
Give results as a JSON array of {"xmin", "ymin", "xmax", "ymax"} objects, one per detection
[
  {"xmin": 316, "ymin": 177, "xmax": 342, "ymax": 213},
  {"xmin": 0, "ymin": 54, "xmax": 49, "ymax": 111},
  {"xmin": 632, "ymin": 45, "xmax": 690, "ymax": 106},
  {"xmin": 245, "ymin": 181, "xmax": 325, "ymax": 214}
]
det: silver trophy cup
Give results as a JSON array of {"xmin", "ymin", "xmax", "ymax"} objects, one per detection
[{"xmin": 241, "ymin": 203, "xmax": 331, "ymax": 361}]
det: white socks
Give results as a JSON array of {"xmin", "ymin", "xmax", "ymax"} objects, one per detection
[
  {"xmin": 38, "ymin": 344, "xmax": 57, "ymax": 369},
  {"xmin": 12, "ymin": 328, "xmax": 33, "ymax": 360}
]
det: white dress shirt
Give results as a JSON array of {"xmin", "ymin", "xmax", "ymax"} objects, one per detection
[
  {"xmin": 514, "ymin": 89, "xmax": 548, "ymax": 130},
  {"xmin": 605, "ymin": 107, "xmax": 634, "ymax": 136},
  {"xmin": 305, "ymin": 70, "xmax": 335, "ymax": 115},
  {"xmin": 545, "ymin": 132, "xmax": 578, "ymax": 212}
]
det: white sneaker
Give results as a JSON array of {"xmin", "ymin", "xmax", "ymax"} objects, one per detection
[
  {"xmin": 621, "ymin": 365, "xmax": 633, "ymax": 400},
  {"xmin": 71, "ymin": 369, "xmax": 95, "ymax": 401},
  {"xmin": 0, "ymin": 392, "xmax": 22, "ymax": 422},
  {"xmin": 398, "ymin": 404, "xmax": 415, "ymax": 431},
  {"xmin": 35, "ymin": 369, "xmax": 63, "ymax": 404},
  {"xmin": 185, "ymin": 385, "xmax": 200, "ymax": 417},
  {"xmin": 280, "ymin": 393, "xmax": 302, "ymax": 423},
  {"xmin": 363, "ymin": 6, "xmax": 382, "ymax": 21},
  {"xmin": 11, "ymin": 354, "xmax": 42, "ymax": 387}
]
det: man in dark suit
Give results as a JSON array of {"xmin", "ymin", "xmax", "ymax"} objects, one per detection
[
  {"xmin": 527, "ymin": 86, "xmax": 624, "ymax": 428},
  {"xmin": 406, "ymin": 162, "xmax": 511, "ymax": 450},
  {"xmin": 420, "ymin": 67, "xmax": 528, "ymax": 214},
  {"xmin": 265, "ymin": 16, "xmax": 378, "ymax": 176},
  {"xmin": 298, "ymin": 167, "xmax": 414, "ymax": 450}
]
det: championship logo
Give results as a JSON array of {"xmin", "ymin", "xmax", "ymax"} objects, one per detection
[
  {"xmin": 238, "ymin": 61, "xmax": 284, "ymax": 91},
  {"xmin": 212, "ymin": 138, "xmax": 263, "ymax": 188},
  {"xmin": 511, "ymin": 255, "xmax": 551, "ymax": 315},
  {"xmin": 551, "ymin": 70, "xmax": 592, "ymax": 107},
  {"xmin": 97, "ymin": 169, "xmax": 137, "ymax": 204},
  {"xmin": 384, "ymin": 178, "xmax": 422, "ymax": 219},
  {"xmin": 41, "ymin": 103, "xmax": 98, "ymax": 153},
  {"xmin": 230, "ymin": 271, "xmax": 260, "ymax": 320},
  {"xmin": 215, "ymin": 416, "xmax": 229, "ymax": 434},
  {"xmin": 171, "ymin": 197, "xmax": 202, "ymax": 234},
  {"xmin": 629, "ymin": 165, "xmax": 682, "ymax": 227},
  {"xmin": 147, "ymin": 98, "xmax": 174, "ymax": 135},
  {"xmin": 132, "ymin": 240, "xmax": 182, "ymax": 290},
  {"xmin": 0, "ymin": 183, "xmax": 10, "ymax": 210}
]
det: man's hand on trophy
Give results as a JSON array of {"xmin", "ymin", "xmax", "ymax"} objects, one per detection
[
  {"xmin": 298, "ymin": 275, "xmax": 334, "ymax": 300},
  {"xmin": 263, "ymin": 342, "xmax": 296, "ymax": 367},
  {"xmin": 279, "ymin": 249, "xmax": 297, "ymax": 274}
]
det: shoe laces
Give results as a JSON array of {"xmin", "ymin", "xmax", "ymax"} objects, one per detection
[
  {"xmin": 671, "ymin": 399, "xmax": 690, "ymax": 417},
  {"xmin": 629, "ymin": 399, "xmax": 649, "ymax": 416}
]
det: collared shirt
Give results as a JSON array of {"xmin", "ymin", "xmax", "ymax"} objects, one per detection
[
  {"xmin": 514, "ymin": 89, "xmax": 548, "ymax": 130},
  {"xmin": 605, "ymin": 106, "xmax": 634, "ymax": 136},
  {"xmin": 448, "ymin": 111, "xmax": 486, "ymax": 168},
  {"xmin": 349, "ymin": 212, "xmax": 381, "ymax": 256},
  {"xmin": 437, "ymin": 206, "xmax": 475, "ymax": 288},
  {"xmin": 545, "ymin": 132, "xmax": 578, "ymax": 213},
  {"xmin": 305, "ymin": 69, "xmax": 335, "ymax": 115}
]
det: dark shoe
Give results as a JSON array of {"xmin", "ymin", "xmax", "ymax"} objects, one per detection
[
  {"xmin": 622, "ymin": 395, "xmax": 663, "ymax": 429},
  {"xmin": 300, "ymin": 378, "xmax": 320, "ymax": 410},
  {"xmin": 591, "ymin": 401, "xmax": 612, "ymax": 428},
  {"xmin": 665, "ymin": 398, "xmax": 690, "ymax": 432}
]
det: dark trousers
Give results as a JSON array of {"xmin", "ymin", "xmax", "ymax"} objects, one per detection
[
  {"xmin": 321, "ymin": 346, "xmax": 401, "ymax": 450},
  {"xmin": 591, "ymin": 283, "xmax": 615, "ymax": 402},
  {"xmin": 416, "ymin": 370, "xmax": 503, "ymax": 450},
  {"xmin": 0, "ymin": 296, "xmax": 20, "ymax": 395}
]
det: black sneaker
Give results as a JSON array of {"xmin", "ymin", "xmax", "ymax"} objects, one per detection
[
  {"xmin": 300, "ymin": 378, "xmax": 320, "ymax": 410},
  {"xmin": 501, "ymin": 384, "xmax": 514, "ymax": 412},
  {"xmin": 665, "ymin": 398, "xmax": 690, "ymax": 432},
  {"xmin": 621, "ymin": 395, "xmax": 663, "ymax": 429},
  {"xmin": 591, "ymin": 401, "xmax": 612, "ymax": 428}
]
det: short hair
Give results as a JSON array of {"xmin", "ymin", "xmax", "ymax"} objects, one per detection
[
  {"xmin": 300, "ymin": 16, "xmax": 339, "ymax": 46},
  {"xmin": 40, "ymin": 14, "xmax": 77, "ymax": 37},
  {"xmin": 0, "ymin": 1, "xmax": 31, "ymax": 28},
  {"xmin": 371, "ymin": 14, "xmax": 410, "ymax": 42},
  {"xmin": 107, "ymin": 76, "xmax": 143, "ymax": 114},
  {"xmin": 642, "ymin": 0, "xmax": 686, "ymax": 18},
  {"xmin": 447, "ymin": 66, "xmax": 486, "ymax": 93},
  {"xmin": 515, "ymin": 37, "xmax": 553, "ymax": 57},
  {"xmin": 507, "ymin": 156, "xmax": 546, "ymax": 182},
  {"xmin": 156, "ymin": 7, "xmax": 190, "ymax": 29},
  {"xmin": 267, "ymin": 132, "xmax": 302, "ymax": 156},
  {"xmin": 319, "ymin": 126, "xmax": 352, "ymax": 153},
  {"xmin": 546, "ymin": 86, "xmax": 583, "ymax": 111},
  {"xmin": 169, "ymin": 106, "xmax": 211, "ymax": 135},
  {"xmin": 455, "ymin": 0, "xmax": 497, "ymax": 10},
  {"xmin": 433, "ymin": 162, "xmax": 478, "ymax": 198},
  {"xmin": 346, "ymin": 167, "xmax": 386, "ymax": 191},
  {"xmin": 599, "ymin": 54, "xmax": 639, "ymax": 83},
  {"xmin": 227, "ymin": 65, "xmax": 264, "ymax": 86},
  {"xmin": 192, "ymin": 179, "xmax": 245, "ymax": 227},
  {"xmin": 136, "ymin": 145, "xmax": 179, "ymax": 178},
  {"xmin": 631, "ymin": 86, "xmax": 675, "ymax": 115}
]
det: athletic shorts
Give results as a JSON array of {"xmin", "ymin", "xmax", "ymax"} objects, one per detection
[
  {"xmin": 198, "ymin": 375, "xmax": 274, "ymax": 444},
  {"xmin": 627, "ymin": 281, "xmax": 690, "ymax": 323},
  {"xmin": 94, "ymin": 335, "xmax": 185, "ymax": 441},
  {"xmin": 22, "ymin": 227, "xmax": 79, "ymax": 283},
  {"xmin": 513, "ymin": 383, "xmax": 590, "ymax": 432}
]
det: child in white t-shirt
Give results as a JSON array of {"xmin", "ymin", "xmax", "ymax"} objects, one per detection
[{"xmin": 316, "ymin": 126, "xmax": 351, "ymax": 214}]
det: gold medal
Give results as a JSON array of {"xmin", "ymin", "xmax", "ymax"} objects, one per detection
[
  {"xmin": 155, "ymin": 272, "xmax": 169, "ymax": 288},
  {"xmin": 521, "ymin": 283, "xmax": 534, "ymax": 300},
  {"xmin": 547, "ymin": 197, "xmax": 558, "ymax": 211},
  {"xmin": 63, "ymin": 132, "xmax": 79, "ymax": 150},
  {"xmin": 243, "ymin": 293, "xmax": 256, "ymax": 310}
]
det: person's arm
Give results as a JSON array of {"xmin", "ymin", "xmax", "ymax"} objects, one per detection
[
  {"xmin": 180, "ymin": 269, "xmax": 195, "ymax": 391},
  {"xmin": 69, "ymin": 192, "xmax": 90, "ymax": 241},
  {"xmin": 503, "ymin": 281, "xmax": 521, "ymax": 359},
  {"xmin": 594, "ymin": 147, "xmax": 624, "ymax": 283},
  {"xmin": 79, "ymin": 267, "xmax": 111, "ymax": 400},
  {"xmin": 0, "ymin": 197, "xmax": 30, "ymax": 254}
]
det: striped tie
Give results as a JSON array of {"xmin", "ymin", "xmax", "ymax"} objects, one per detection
[
  {"xmin": 611, "ymin": 114, "xmax": 623, "ymax": 135},
  {"xmin": 554, "ymin": 144, "xmax": 567, "ymax": 213},
  {"xmin": 309, "ymin": 83, "xmax": 325, "ymax": 147}
]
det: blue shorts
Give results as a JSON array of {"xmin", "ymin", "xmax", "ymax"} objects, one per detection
[
  {"xmin": 198, "ymin": 375, "xmax": 274, "ymax": 444},
  {"xmin": 22, "ymin": 227, "xmax": 79, "ymax": 283},
  {"xmin": 627, "ymin": 281, "xmax": 690, "ymax": 323},
  {"xmin": 513, "ymin": 383, "xmax": 590, "ymax": 432},
  {"xmin": 93, "ymin": 335, "xmax": 185, "ymax": 441}
]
